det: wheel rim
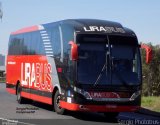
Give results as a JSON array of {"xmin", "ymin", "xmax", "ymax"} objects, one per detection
[{"xmin": 56, "ymin": 95, "xmax": 61, "ymax": 109}]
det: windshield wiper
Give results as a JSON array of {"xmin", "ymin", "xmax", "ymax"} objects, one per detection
[
  {"xmin": 93, "ymin": 48, "xmax": 109, "ymax": 87},
  {"xmin": 93, "ymin": 63, "xmax": 106, "ymax": 87}
]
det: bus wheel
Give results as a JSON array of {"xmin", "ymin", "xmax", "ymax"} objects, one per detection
[
  {"xmin": 104, "ymin": 112, "xmax": 119, "ymax": 119},
  {"xmin": 17, "ymin": 84, "xmax": 25, "ymax": 104},
  {"xmin": 54, "ymin": 90, "xmax": 65, "ymax": 115}
]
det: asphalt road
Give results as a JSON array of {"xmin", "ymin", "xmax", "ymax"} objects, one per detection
[{"xmin": 0, "ymin": 83, "xmax": 159, "ymax": 125}]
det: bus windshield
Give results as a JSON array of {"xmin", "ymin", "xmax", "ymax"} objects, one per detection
[{"xmin": 77, "ymin": 35, "xmax": 141, "ymax": 86}]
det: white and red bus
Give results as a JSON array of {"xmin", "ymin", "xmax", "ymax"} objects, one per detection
[{"xmin": 6, "ymin": 19, "xmax": 152, "ymax": 117}]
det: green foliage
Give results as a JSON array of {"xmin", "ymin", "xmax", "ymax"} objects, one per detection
[
  {"xmin": 141, "ymin": 43, "xmax": 160, "ymax": 96},
  {"xmin": 141, "ymin": 96, "xmax": 160, "ymax": 112}
]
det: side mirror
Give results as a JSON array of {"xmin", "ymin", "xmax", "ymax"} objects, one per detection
[
  {"xmin": 68, "ymin": 41, "xmax": 78, "ymax": 61},
  {"xmin": 141, "ymin": 44, "xmax": 152, "ymax": 64}
]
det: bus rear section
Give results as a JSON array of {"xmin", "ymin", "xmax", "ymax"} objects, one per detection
[{"xmin": 6, "ymin": 19, "xmax": 152, "ymax": 117}]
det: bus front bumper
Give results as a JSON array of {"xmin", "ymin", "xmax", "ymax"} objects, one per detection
[{"xmin": 60, "ymin": 101, "xmax": 140, "ymax": 112}]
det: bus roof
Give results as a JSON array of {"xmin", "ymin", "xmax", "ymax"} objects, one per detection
[{"xmin": 11, "ymin": 19, "xmax": 135, "ymax": 36}]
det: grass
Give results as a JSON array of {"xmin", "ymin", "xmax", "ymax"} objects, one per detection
[
  {"xmin": 0, "ymin": 80, "xmax": 5, "ymax": 83},
  {"xmin": 0, "ymin": 78, "xmax": 5, "ymax": 83},
  {"xmin": 141, "ymin": 96, "xmax": 160, "ymax": 112}
]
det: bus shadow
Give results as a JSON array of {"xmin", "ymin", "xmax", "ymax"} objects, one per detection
[
  {"xmin": 137, "ymin": 108, "xmax": 160, "ymax": 118},
  {"xmin": 68, "ymin": 111, "xmax": 118, "ymax": 123},
  {"xmin": 29, "ymin": 101, "xmax": 118, "ymax": 123},
  {"xmin": 31, "ymin": 101, "xmax": 54, "ymax": 111}
]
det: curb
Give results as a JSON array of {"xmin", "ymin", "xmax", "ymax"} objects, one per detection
[{"xmin": 137, "ymin": 107, "xmax": 160, "ymax": 118}]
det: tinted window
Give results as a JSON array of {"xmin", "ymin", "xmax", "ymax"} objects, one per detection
[
  {"xmin": 8, "ymin": 31, "xmax": 45, "ymax": 55},
  {"xmin": 61, "ymin": 25, "xmax": 74, "ymax": 58},
  {"xmin": 23, "ymin": 33, "xmax": 30, "ymax": 55},
  {"xmin": 8, "ymin": 35, "xmax": 24, "ymax": 55},
  {"xmin": 30, "ymin": 31, "xmax": 45, "ymax": 55},
  {"xmin": 77, "ymin": 34, "xmax": 141, "ymax": 86},
  {"xmin": 47, "ymin": 27, "xmax": 61, "ymax": 56}
]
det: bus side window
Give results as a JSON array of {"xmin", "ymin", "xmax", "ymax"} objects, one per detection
[
  {"xmin": 62, "ymin": 25, "xmax": 74, "ymax": 59},
  {"xmin": 52, "ymin": 27, "xmax": 61, "ymax": 58},
  {"xmin": 9, "ymin": 35, "xmax": 23, "ymax": 55},
  {"xmin": 28, "ymin": 32, "xmax": 35, "ymax": 55},
  {"xmin": 23, "ymin": 33, "xmax": 30, "ymax": 55},
  {"xmin": 31, "ymin": 31, "xmax": 45, "ymax": 55},
  {"xmin": 8, "ymin": 36, "xmax": 15, "ymax": 55}
]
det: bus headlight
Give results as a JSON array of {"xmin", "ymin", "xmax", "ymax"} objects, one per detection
[
  {"xmin": 74, "ymin": 87, "xmax": 92, "ymax": 100},
  {"xmin": 130, "ymin": 90, "xmax": 141, "ymax": 101}
]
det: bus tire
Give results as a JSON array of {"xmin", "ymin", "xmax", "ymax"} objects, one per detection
[
  {"xmin": 104, "ymin": 112, "xmax": 119, "ymax": 118},
  {"xmin": 54, "ymin": 90, "xmax": 65, "ymax": 115},
  {"xmin": 17, "ymin": 83, "xmax": 25, "ymax": 104}
]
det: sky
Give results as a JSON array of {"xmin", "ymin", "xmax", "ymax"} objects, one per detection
[{"xmin": 0, "ymin": 0, "xmax": 160, "ymax": 55}]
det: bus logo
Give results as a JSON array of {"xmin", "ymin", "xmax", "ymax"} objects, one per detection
[
  {"xmin": 83, "ymin": 26, "xmax": 125, "ymax": 33},
  {"xmin": 21, "ymin": 63, "xmax": 52, "ymax": 91},
  {"xmin": 89, "ymin": 92, "xmax": 120, "ymax": 98}
]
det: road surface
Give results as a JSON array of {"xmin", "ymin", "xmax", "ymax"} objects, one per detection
[{"xmin": 0, "ymin": 83, "xmax": 159, "ymax": 125}]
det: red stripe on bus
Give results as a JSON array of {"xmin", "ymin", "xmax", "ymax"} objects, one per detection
[
  {"xmin": 11, "ymin": 25, "xmax": 39, "ymax": 35},
  {"xmin": 60, "ymin": 101, "xmax": 140, "ymax": 112},
  {"xmin": 6, "ymin": 88, "xmax": 16, "ymax": 95},
  {"xmin": 21, "ymin": 91, "xmax": 52, "ymax": 105}
]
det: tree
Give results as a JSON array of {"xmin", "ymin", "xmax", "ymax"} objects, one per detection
[{"xmin": 141, "ymin": 43, "xmax": 160, "ymax": 96}]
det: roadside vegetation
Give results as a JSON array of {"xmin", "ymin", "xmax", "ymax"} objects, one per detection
[
  {"xmin": 0, "ymin": 78, "xmax": 5, "ymax": 83},
  {"xmin": 141, "ymin": 43, "xmax": 160, "ymax": 96},
  {"xmin": 141, "ymin": 43, "xmax": 160, "ymax": 112},
  {"xmin": 141, "ymin": 96, "xmax": 160, "ymax": 112}
]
